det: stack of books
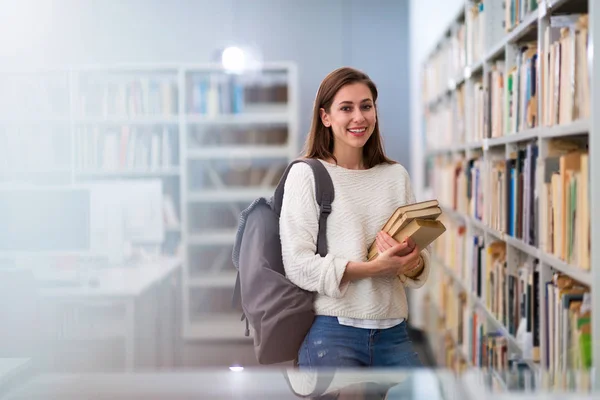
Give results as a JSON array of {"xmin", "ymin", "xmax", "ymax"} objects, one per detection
[{"xmin": 367, "ymin": 199, "xmax": 446, "ymax": 261}]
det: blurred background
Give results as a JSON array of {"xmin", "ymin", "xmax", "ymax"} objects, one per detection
[
  {"xmin": 0, "ymin": 0, "xmax": 439, "ymax": 372},
  {"xmin": 0, "ymin": 1, "xmax": 596, "ymax": 397}
]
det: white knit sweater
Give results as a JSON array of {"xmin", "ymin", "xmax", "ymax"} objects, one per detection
[{"xmin": 279, "ymin": 159, "xmax": 431, "ymax": 321}]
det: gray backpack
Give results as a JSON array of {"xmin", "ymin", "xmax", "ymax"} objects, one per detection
[{"xmin": 231, "ymin": 158, "xmax": 334, "ymax": 365}]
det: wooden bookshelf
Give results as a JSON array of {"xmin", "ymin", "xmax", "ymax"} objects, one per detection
[
  {"xmin": 420, "ymin": 0, "xmax": 599, "ymax": 392},
  {"xmin": 0, "ymin": 62, "xmax": 299, "ymax": 344}
]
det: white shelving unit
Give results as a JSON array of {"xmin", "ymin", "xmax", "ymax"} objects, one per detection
[
  {"xmin": 419, "ymin": 0, "xmax": 598, "ymax": 392},
  {"xmin": 179, "ymin": 62, "xmax": 299, "ymax": 341},
  {"xmin": 0, "ymin": 62, "xmax": 299, "ymax": 343}
]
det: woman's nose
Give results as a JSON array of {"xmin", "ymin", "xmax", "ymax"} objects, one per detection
[{"xmin": 353, "ymin": 109, "xmax": 366, "ymax": 123}]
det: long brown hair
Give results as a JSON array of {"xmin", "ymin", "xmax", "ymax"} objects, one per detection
[{"xmin": 303, "ymin": 67, "xmax": 396, "ymax": 169}]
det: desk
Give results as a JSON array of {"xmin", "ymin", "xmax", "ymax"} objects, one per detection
[
  {"xmin": 0, "ymin": 368, "xmax": 430, "ymax": 400},
  {"xmin": 39, "ymin": 257, "xmax": 181, "ymax": 299},
  {"xmin": 38, "ymin": 257, "xmax": 181, "ymax": 372},
  {"xmin": 1, "ymin": 367, "xmax": 597, "ymax": 400}
]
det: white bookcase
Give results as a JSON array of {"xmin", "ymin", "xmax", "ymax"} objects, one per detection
[
  {"xmin": 0, "ymin": 62, "xmax": 299, "ymax": 342},
  {"xmin": 419, "ymin": 0, "xmax": 599, "ymax": 392},
  {"xmin": 179, "ymin": 63, "xmax": 299, "ymax": 341}
]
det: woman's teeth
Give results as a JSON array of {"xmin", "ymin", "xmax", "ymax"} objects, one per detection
[{"xmin": 348, "ymin": 128, "xmax": 366, "ymax": 134}]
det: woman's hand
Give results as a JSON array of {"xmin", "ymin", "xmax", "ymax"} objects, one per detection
[
  {"xmin": 372, "ymin": 231, "xmax": 422, "ymax": 277},
  {"xmin": 375, "ymin": 231, "xmax": 413, "ymax": 256},
  {"xmin": 341, "ymin": 232, "xmax": 424, "ymax": 284}
]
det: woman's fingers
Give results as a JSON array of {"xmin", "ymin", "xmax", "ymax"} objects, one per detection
[
  {"xmin": 376, "ymin": 231, "xmax": 398, "ymax": 252},
  {"xmin": 376, "ymin": 233, "xmax": 420, "ymax": 263},
  {"xmin": 382, "ymin": 232, "xmax": 416, "ymax": 256},
  {"xmin": 398, "ymin": 244, "xmax": 420, "ymax": 264},
  {"xmin": 380, "ymin": 231, "xmax": 399, "ymax": 248},
  {"xmin": 375, "ymin": 233, "xmax": 386, "ymax": 253},
  {"xmin": 376, "ymin": 235, "xmax": 383, "ymax": 253},
  {"xmin": 383, "ymin": 241, "xmax": 409, "ymax": 257}
]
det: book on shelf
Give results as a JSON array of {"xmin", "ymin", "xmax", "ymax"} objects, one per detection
[
  {"xmin": 504, "ymin": 0, "xmax": 539, "ymax": 33},
  {"xmin": 433, "ymin": 136, "xmax": 590, "ymax": 271},
  {"xmin": 431, "ymin": 11, "xmax": 591, "ymax": 145},
  {"xmin": 76, "ymin": 125, "xmax": 178, "ymax": 172},
  {"xmin": 367, "ymin": 200, "xmax": 446, "ymax": 261},
  {"xmin": 545, "ymin": 273, "xmax": 591, "ymax": 372},
  {"xmin": 541, "ymin": 14, "xmax": 590, "ymax": 126},
  {"xmin": 541, "ymin": 139, "xmax": 589, "ymax": 268}
]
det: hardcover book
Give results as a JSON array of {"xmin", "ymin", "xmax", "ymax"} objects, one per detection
[{"xmin": 367, "ymin": 200, "xmax": 446, "ymax": 261}]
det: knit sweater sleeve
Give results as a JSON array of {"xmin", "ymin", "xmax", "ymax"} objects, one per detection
[
  {"xmin": 279, "ymin": 163, "xmax": 350, "ymax": 298},
  {"xmin": 397, "ymin": 167, "xmax": 431, "ymax": 289}
]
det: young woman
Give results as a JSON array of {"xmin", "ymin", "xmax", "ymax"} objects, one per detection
[{"xmin": 279, "ymin": 67, "xmax": 430, "ymax": 368}]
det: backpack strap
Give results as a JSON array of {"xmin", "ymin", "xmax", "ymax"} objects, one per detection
[{"xmin": 273, "ymin": 158, "xmax": 334, "ymax": 257}]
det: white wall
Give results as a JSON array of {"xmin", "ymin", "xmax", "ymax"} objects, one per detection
[
  {"xmin": 408, "ymin": 0, "xmax": 464, "ymax": 329},
  {"xmin": 0, "ymin": 0, "xmax": 412, "ymax": 167}
]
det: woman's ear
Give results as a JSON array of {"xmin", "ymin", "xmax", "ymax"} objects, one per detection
[{"xmin": 319, "ymin": 108, "xmax": 331, "ymax": 127}]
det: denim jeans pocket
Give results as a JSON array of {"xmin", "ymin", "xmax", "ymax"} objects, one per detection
[{"xmin": 298, "ymin": 316, "xmax": 367, "ymax": 368}]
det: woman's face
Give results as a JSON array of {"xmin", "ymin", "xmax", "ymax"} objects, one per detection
[{"xmin": 320, "ymin": 82, "xmax": 377, "ymax": 152}]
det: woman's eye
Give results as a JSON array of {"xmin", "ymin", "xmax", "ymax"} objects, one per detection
[
  {"xmin": 362, "ymin": 104, "xmax": 373, "ymax": 110},
  {"xmin": 341, "ymin": 106, "xmax": 351, "ymax": 112}
]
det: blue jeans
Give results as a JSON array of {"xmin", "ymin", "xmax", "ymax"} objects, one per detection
[{"xmin": 297, "ymin": 316, "xmax": 423, "ymax": 368}]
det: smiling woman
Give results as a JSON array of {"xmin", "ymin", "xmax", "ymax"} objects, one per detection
[
  {"xmin": 304, "ymin": 67, "xmax": 395, "ymax": 170},
  {"xmin": 321, "ymin": 83, "xmax": 376, "ymax": 148},
  {"xmin": 279, "ymin": 67, "xmax": 430, "ymax": 369}
]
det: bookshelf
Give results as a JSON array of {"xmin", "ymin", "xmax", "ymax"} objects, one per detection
[
  {"xmin": 180, "ymin": 63, "xmax": 298, "ymax": 342},
  {"xmin": 0, "ymin": 62, "xmax": 299, "ymax": 343},
  {"xmin": 420, "ymin": 0, "xmax": 598, "ymax": 392}
]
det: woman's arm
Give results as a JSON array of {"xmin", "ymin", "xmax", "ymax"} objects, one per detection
[
  {"xmin": 341, "ymin": 240, "xmax": 418, "ymax": 285},
  {"xmin": 279, "ymin": 163, "xmax": 351, "ymax": 298}
]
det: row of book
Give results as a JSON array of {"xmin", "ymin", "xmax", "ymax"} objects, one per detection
[
  {"xmin": 466, "ymin": 1, "xmax": 485, "ymax": 67},
  {"xmin": 463, "ymin": 48, "xmax": 535, "ymax": 143},
  {"xmin": 186, "ymin": 73, "xmax": 288, "ymax": 116},
  {"xmin": 486, "ymin": 143, "xmax": 539, "ymax": 243},
  {"xmin": 505, "ymin": 0, "xmax": 539, "ymax": 33},
  {"xmin": 487, "ymin": 13, "xmax": 589, "ymax": 139},
  {"xmin": 422, "ymin": 22, "xmax": 467, "ymax": 104},
  {"xmin": 430, "ymin": 156, "xmax": 482, "ymax": 220},
  {"xmin": 433, "ymin": 216, "xmax": 592, "ymax": 372},
  {"xmin": 430, "ymin": 137, "xmax": 590, "ymax": 269},
  {"xmin": 424, "ymin": 100, "xmax": 457, "ymax": 150},
  {"xmin": 422, "ymin": 45, "xmax": 457, "ymax": 105},
  {"xmin": 422, "ymin": 1, "xmax": 486, "ymax": 105},
  {"xmin": 188, "ymin": 125, "xmax": 288, "ymax": 146},
  {"xmin": 77, "ymin": 77, "xmax": 179, "ymax": 117},
  {"xmin": 188, "ymin": 160, "xmax": 286, "ymax": 190},
  {"xmin": 425, "ymin": 242, "xmax": 592, "ymax": 388},
  {"xmin": 433, "ymin": 215, "xmax": 469, "ymax": 280},
  {"xmin": 0, "ymin": 71, "xmax": 290, "ymax": 120},
  {"xmin": 423, "ymin": 280, "xmax": 470, "ymax": 373},
  {"xmin": 475, "ymin": 239, "xmax": 541, "ymax": 362},
  {"xmin": 74, "ymin": 126, "xmax": 179, "ymax": 173},
  {"xmin": 541, "ymin": 14, "xmax": 590, "ymax": 126},
  {"xmin": 425, "ymin": 277, "xmax": 524, "ymax": 373},
  {"xmin": 425, "ymin": 12, "xmax": 590, "ymax": 146},
  {"xmin": 541, "ymin": 141, "xmax": 589, "ymax": 268},
  {"xmin": 425, "ymin": 255, "xmax": 530, "ymax": 373}
]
